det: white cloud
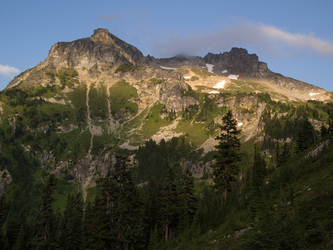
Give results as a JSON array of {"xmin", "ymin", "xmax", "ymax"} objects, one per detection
[
  {"xmin": 0, "ymin": 65, "xmax": 20, "ymax": 77},
  {"xmin": 258, "ymin": 24, "xmax": 333, "ymax": 55},
  {"xmin": 151, "ymin": 21, "xmax": 333, "ymax": 58}
]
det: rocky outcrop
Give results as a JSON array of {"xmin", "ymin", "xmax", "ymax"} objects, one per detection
[
  {"xmin": 204, "ymin": 48, "xmax": 272, "ymax": 78},
  {"xmin": 43, "ymin": 28, "xmax": 145, "ymax": 69},
  {"xmin": 148, "ymin": 47, "xmax": 325, "ymax": 93},
  {"xmin": 156, "ymin": 80, "xmax": 198, "ymax": 112},
  {"xmin": 0, "ymin": 170, "xmax": 12, "ymax": 195}
]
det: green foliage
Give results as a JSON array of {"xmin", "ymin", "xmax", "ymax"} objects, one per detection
[
  {"xmin": 85, "ymin": 157, "xmax": 145, "ymax": 249},
  {"xmin": 179, "ymin": 168, "xmax": 198, "ymax": 224},
  {"xmin": 213, "ymin": 111, "xmax": 241, "ymax": 199},
  {"xmin": 190, "ymin": 76, "xmax": 199, "ymax": 81},
  {"xmin": 182, "ymin": 85, "xmax": 199, "ymax": 99},
  {"xmin": 31, "ymin": 174, "xmax": 58, "ymax": 249},
  {"xmin": 195, "ymin": 94, "xmax": 218, "ymax": 122},
  {"xmin": 190, "ymin": 67, "xmax": 214, "ymax": 77},
  {"xmin": 45, "ymin": 71, "xmax": 56, "ymax": 84},
  {"xmin": 57, "ymin": 69, "xmax": 79, "ymax": 89},
  {"xmin": 2, "ymin": 87, "xmax": 45, "ymax": 107},
  {"xmin": 249, "ymin": 146, "xmax": 267, "ymax": 218},
  {"xmin": 296, "ymin": 118, "xmax": 315, "ymax": 153},
  {"xmin": 88, "ymin": 84, "xmax": 108, "ymax": 120},
  {"xmin": 134, "ymin": 136, "xmax": 197, "ymax": 184},
  {"xmin": 150, "ymin": 78, "xmax": 166, "ymax": 85},
  {"xmin": 160, "ymin": 167, "xmax": 181, "ymax": 242},
  {"xmin": 67, "ymin": 85, "xmax": 87, "ymax": 109},
  {"xmin": 59, "ymin": 193, "xmax": 84, "ymax": 249},
  {"xmin": 115, "ymin": 63, "xmax": 142, "ymax": 73},
  {"xmin": 109, "ymin": 79, "xmax": 138, "ymax": 117},
  {"xmin": 181, "ymin": 105, "xmax": 199, "ymax": 121}
]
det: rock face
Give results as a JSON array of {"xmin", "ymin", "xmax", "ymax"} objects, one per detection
[
  {"xmin": 149, "ymin": 47, "xmax": 324, "ymax": 93},
  {"xmin": 203, "ymin": 48, "xmax": 272, "ymax": 78},
  {"xmin": 43, "ymin": 28, "xmax": 145, "ymax": 68}
]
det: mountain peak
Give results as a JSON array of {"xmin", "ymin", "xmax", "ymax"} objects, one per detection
[
  {"xmin": 91, "ymin": 28, "xmax": 113, "ymax": 43},
  {"xmin": 93, "ymin": 28, "xmax": 109, "ymax": 36},
  {"xmin": 41, "ymin": 28, "xmax": 144, "ymax": 69}
]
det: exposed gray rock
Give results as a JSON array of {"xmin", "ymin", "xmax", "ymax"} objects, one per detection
[
  {"xmin": 0, "ymin": 170, "xmax": 12, "ymax": 195},
  {"xmin": 203, "ymin": 48, "xmax": 271, "ymax": 78},
  {"xmin": 44, "ymin": 28, "xmax": 145, "ymax": 69}
]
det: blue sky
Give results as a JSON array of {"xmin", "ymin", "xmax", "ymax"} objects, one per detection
[{"xmin": 1, "ymin": 0, "xmax": 333, "ymax": 91}]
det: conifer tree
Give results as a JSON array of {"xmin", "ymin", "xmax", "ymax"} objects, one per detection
[
  {"xmin": 0, "ymin": 195, "xmax": 7, "ymax": 248},
  {"xmin": 179, "ymin": 168, "xmax": 198, "ymax": 225},
  {"xmin": 83, "ymin": 201, "xmax": 102, "ymax": 249},
  {"xmin": 296, "ymin": 118, "xmax": 315, "ymax": 152},
  {"xmin": 144, "ymin": 179, "xmax": 161, "ymax": 244},
  {"xmin": 32, "ymin": 174, "xmax": 57, "ymax": 249},
  {"xmin": 280, "ymin": 143, "xmax": 291, "ymax": 166},
  {"xmin": 275, "ymin": 141, "xmax": 281, "ymax": 168},
  {"xmin": 320, "ymin": 124, "xmax": 328, "ymax": 138},
  {"xmin": 160, "ymin": 167, "xmax": 180, "ymax": 242},
  {"xmin": 148, "ymin": 225, "xmax": 159, "ymax": 250},
  {"xmin": 86, "ymin": 156, "xmax": 144, "ymax": 249},
  {"xmin": 60, "ymin": 193, "xmax": 84, "ymax": 250},
  {"xmin": 213, "ymin": 110, "xmax": 241, "ymax": 200},
  {"xmin": 250, "ymin": 146, "xmax": 266, "ymax": 218},
  {"xmin": 12, "ymin": 208, "xmax": 30, "ymax": 250}
]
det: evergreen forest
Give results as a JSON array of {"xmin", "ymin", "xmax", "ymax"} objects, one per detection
[{"xmin": 0, "ymin": 85, "xmax": 333, "ymax": 249}]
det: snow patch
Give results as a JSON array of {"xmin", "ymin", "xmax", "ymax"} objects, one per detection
[
  {"xmin": 160, "ymin": 66, "xmax": 178, "ymax": 70},
  {"xmin": 228, "ymin": 74, "xmax": 239, "ymax": 80},
  {"xmin": 184, "ymin": 76, "xmax": 191, "ymax": 79},
  {"xmin": 209, "ymin": 90, "xmax": 220, "ymax": 94},
  {"xmin": 309, "ymin": 92, "xmax": 320, "ymax": 96},
  {"xmin": 206, "ymin": 64, "xmax": 214, "ymax": 73},
  {"xmin": 222, "ymin": 70, "xmax": 228, "ymax": 74},
  {"xmin": 213, "ymin": 80, "xmax": 226, "ymax": 89},
  {"xmin": 238, "ymin": 122, "xmax": 243, "ymax": 127}
]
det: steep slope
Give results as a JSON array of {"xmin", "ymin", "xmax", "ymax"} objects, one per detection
[{"xmin": 6, "ymin": 28, "xmax": 145, "ymax": 89}]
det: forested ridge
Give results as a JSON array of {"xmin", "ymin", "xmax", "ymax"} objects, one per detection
[
  {"xmin": 0, "ymin": 84, "xmax": 333, "ymax": 249},
  {"xmin": 0, "ymin": 104, "xmax": 332, "ymax": 249}
]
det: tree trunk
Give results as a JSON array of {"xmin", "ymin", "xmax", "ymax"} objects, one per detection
[
  {"xmin": 224, "ymin": 186, "xmax": 227, "ymax": 201},
  {"xmin": 165, "ymin": 224, "xmax": 168, "ymax": 242}
]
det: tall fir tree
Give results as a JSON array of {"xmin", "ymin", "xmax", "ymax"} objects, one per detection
[
  {"xmin": 250, "ymin": 145, "xmax": 267, "ymax": 219},
  {"xmin": 213, "ymin": 110, "xmax": 241, "ymax": 200},
  {"xmin": 143, "ymin": 179, "xmax": 161, "ymax": 247},
  {"xmin": 160, "ymin": 167, "xmax": 180, "ymax": 242},
  {"xmin": 85, "ymin": 156, "xmax": 144, "ymax": 250},
  {"xmin": 275, "ymin": 141, "xmax": 281, "ymax": 168},
  {"xmin": 280, "ymin": 143, "xmax": 291, "ymax": 166},
  {"xmin": 60, "ymin": 193, "xmax": 84, "ymax": 250},
  {"xmin": 0, "ymin": 195, "xmax": 7, "ymax": 249},
  {"xmin": 179, "ymin": 167, "xmax": 198, "ymax": 226},
  {"xmin": 32, "ymin": 174, "xmax": 57, "ymax": 250},
  {"xmin": 296, "ymin": 118, "xmax": 315, "ymax": 153}
]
